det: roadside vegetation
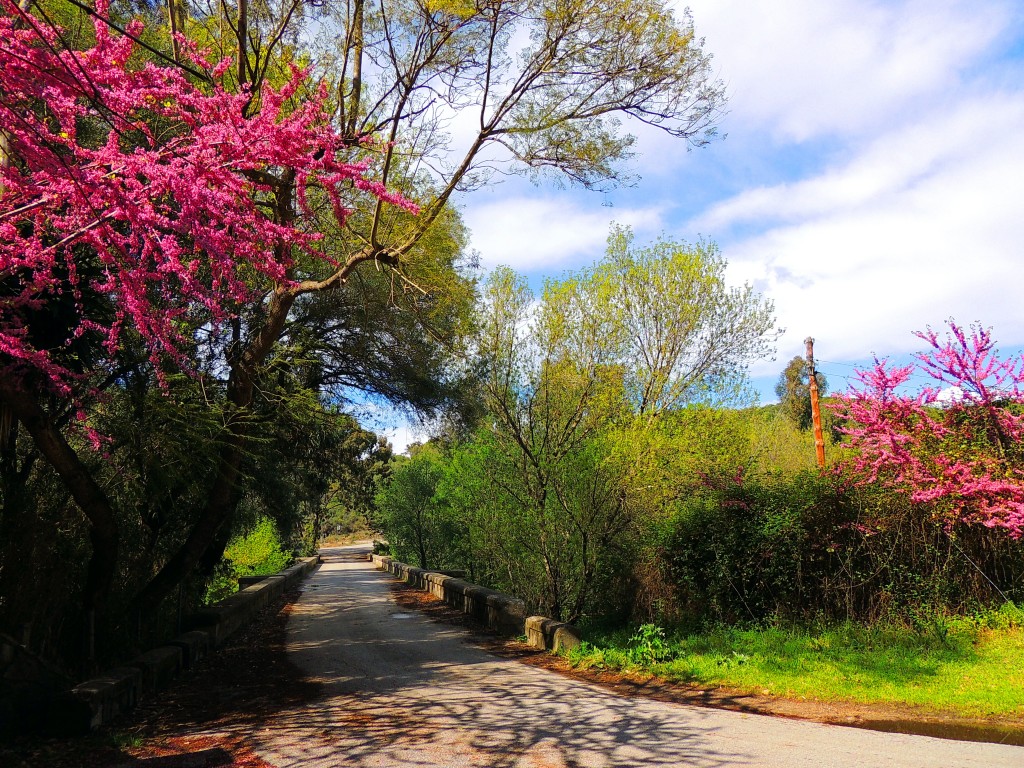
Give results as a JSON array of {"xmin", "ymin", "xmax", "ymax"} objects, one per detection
[
  {"xmin": 566, "ymin": 609, "xmax": 1024, "ymax": 717},
  {"xmin": 2, "ymin": 0, "xmax": 1023, "ymax": 730},
  {"xmin": 4, "ymin": 0, "xmax": 725, "ymax": 677},
  {"xmin": 373, "ymin": 272, "xmax": 1024, "ymax": 716}
]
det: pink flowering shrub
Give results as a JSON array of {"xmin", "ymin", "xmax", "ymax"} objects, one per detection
[
  {"xmin": 0, "ymin": 0, "xmax": 412, "ymax": 394},
  {"xmin": 834, "ymin": 321, "xmax": 1024, "ymax": 538}
]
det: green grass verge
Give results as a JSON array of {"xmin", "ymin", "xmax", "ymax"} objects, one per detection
[{"xmin": 566, "ymin": 605, "xmax": 1024, "ymax": 718}]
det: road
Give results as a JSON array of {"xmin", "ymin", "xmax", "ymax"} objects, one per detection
[{"xmin": 246, "ymin": 543, "xmax": 1024, "ymax": 768}]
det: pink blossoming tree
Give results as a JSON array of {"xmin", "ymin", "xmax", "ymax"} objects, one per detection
[
  {"xmin": 0, "ymin": 0, "xmax": 412, "ymax": 620},
  {"xmin": 834, "ymin": 321, "xmax": 1024, "ymax": 539},
  {"xmin": 0, "ymin": 0, "xmax": 727, "ymax": 656},
  {"xmin": 0, "ymin": 0, "xmax": 411, "ymax": 392}
]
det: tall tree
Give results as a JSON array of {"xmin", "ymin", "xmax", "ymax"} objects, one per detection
[
  {"xmin": 464, "ymin": 231, "xmax": 777, "ymax": 621},
  {"xmin": 775, "ymin": 355, "xmax": 828, "ymax": 431},
  {"xmin": 600, "ymin": 225, "xmax": 779, "ymax": 414},
  {"xmin": 2, "ymin": 0, "xmax": 727, "ymax": 643},
  {"xmin": 0, "ymin": 0, "xmax": 412, "ymax": 642}
]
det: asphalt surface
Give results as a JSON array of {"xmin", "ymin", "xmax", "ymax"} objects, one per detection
[{"xmin": 246, "ymin": 543, "xmax": 1024, "ymax": 768}]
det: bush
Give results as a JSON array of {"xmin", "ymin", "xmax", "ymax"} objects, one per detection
[
  {"xmin": 664, "ymin": 471, "xmax": 1024, "ymax": 625},
  {"xmin": 666, "ymin": 471, "xmax": 827, "ymax": 624},
  {"xmin": 226, "ymin": 516, "xmax": 291, "ymax": 575},
  {"xmin": 205, "ymin": 516, "xmax": 292, "ymax": 603}
]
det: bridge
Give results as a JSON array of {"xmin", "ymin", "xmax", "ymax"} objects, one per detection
[{"xmin": 212, "ymin": 543, "xmax": 1024, "ymax": 768}]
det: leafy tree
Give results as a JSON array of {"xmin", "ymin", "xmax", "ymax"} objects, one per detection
[
  {"xmin": 459, "ymin": 231, "xmax": 777, "ymax": 621},
  {"xmin": 374, "ymin": 446, "xmax": 456, "ymax": 570},
  {"xmin": 434, "ymin": 426, "xmax": 635, "ymax": 622},
  {"xmin": 0, "ymin": 0, "xmax": 411, "ymax": 620},
  {"xmin": 775, "ymin": 356, "xmax": 828, "ymax": 431},
  {"xmin": 599, "ymin": 226, "xmax": 779, "ymax": 413},
  {"xmin": 315, "ymin": 428, "xmax": 393, "ymax": 548}
]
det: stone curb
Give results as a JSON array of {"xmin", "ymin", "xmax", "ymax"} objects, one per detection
[
  {"xmin": 54, "ymin": 555, "xmax": 320, "ymax": 734},
  {"xmin": 369, "ymin": 554, "xmax": 581, "ymax": 652}
]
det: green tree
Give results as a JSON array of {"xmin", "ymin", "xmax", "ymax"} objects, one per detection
[
  {"xmin": 457, "ymin": 230, "xmax": 777, "ymax": 622},
  {"xmin": 598, "ymin": 225, "xmax": 780, "ymax": 413},
  {"xmin": 317, "ymin": 430, "xmax": 393, "ymax": 546},
  {"xmin": 375, "ymin": 446, "xmax": 455, "ymax": 570},
  {"xmin": 775, "ymin": 356, "xmax": 828, "ymax": 431}
]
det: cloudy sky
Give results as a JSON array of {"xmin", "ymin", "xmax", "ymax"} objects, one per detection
[{"xmin": 386, "ymin": 0, "xmax": 1024, "ymax": 450}]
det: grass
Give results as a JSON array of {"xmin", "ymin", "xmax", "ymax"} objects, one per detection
[{"xmin": 565, "ymin": 605, "xmax": 1024, "ymax": 718}]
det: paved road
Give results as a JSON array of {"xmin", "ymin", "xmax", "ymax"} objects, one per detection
[{"xmin": 247, "ymin": 544, "xmax": 1024, "ymax": 768}]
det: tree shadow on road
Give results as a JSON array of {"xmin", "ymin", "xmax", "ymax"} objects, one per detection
[{"xmin": 235, "ymin": 548, "xmax": 749, "ymax": 768}]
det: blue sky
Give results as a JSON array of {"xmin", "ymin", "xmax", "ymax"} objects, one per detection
[{"xmin": 384, "ymin": 0, "xmax": 1024, "ymax": 451}]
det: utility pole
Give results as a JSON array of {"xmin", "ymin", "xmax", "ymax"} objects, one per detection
[
  {"xmin": 168, "ymin": 0, "xmax": 181, "ymax": 63},
  {"xmin": 805, "ymin": 337, "xmax": 826, "ymax": 469}
]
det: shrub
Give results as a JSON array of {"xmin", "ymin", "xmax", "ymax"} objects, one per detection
[
  {"xmin": 205, "ymin": 516, "xmax": 292, "ymax": 603},
  {"xmin": 663, "ymin": 471, "xmax": 1024, "ymax": 625}
]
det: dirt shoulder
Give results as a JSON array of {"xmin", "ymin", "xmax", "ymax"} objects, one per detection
[{"xmin": 388, "ymin": 581, "xmax": 1024, "ymax": 748}]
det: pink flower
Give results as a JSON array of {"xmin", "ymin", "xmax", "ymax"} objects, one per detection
[{"xmin": 831, "ymin": 320, "xmax": 1024, "ymax": 538}]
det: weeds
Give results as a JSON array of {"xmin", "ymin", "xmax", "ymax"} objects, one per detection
[{"xmin": 628, "ymin": 624, "xmax": 674, "ymax": 664}]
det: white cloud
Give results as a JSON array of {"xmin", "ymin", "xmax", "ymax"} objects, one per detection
[
  {"xmin": 695, "ymin": 93, "xmax": 1024, "ymax": 231},
  {"xmin": 708, "ymin": 92, "xmax": 1024, "ymax": 373},
  {"xmin": 683, "ymin": 0, "xmax": 1012, "ymax": 142},
  {"xmin": 463, "ymin": 194, "xmax": 665, "ymax": 272}
]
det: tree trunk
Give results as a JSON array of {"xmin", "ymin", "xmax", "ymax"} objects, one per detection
[
  {"xmin": 0, "ymin": 381, "xmax": 119, "ymax": 620},
  {"xmin": 131, "ymin": 283, "xmax": 297, "ymax": 615}
]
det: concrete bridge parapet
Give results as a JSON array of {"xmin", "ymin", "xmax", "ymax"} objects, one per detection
[{"xmin": 370, "ymin": 554, "xmax": 578, "ymax": 651}]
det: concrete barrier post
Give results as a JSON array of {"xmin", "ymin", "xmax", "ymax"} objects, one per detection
[{"xmin": 372, "ymin": 556, "xmax": 580, "ymax": 650}]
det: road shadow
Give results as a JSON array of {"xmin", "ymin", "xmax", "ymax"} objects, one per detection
[
  {"xmin": 0, "ymin": 586, "xmax": 318, "ymax": 768},
  {"xmin": 236, "ymin": 546, "xmax": 750, "ymax": 768}
]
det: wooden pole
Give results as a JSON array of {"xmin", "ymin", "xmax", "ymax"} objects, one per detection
[
  {"xmin": 168, "ymin": 0, "xmax": 181, "ymax": 63},
  {"xmin": 805, "ymin": 337, "xmax": 826, "ymax": 468}
]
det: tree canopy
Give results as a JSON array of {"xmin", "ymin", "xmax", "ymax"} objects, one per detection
[
  {"xmin": 775, "ymin": 355, "xmax": 828, "ymax": 431},
  {"xmin": 444, "ymin": 228, "xmax": 778, "ymax": 621},
  {"xmin": 0, "ymin": 0, "xmax": 728, "ymax": 672}
]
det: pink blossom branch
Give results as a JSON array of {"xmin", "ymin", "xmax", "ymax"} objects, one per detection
[
  {"xmin": 831, "ymin": 320, "xmax": 1024, "ymax": 538},
  {"xmin": 0, "ymin": 0, "xmax": 416, "ymax": 401}
]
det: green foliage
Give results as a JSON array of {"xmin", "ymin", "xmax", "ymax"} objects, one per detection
[
  {"xmin": 665, "ymin": 471, "xmax": 827, "ymax": 624},
  {"xmin": 566, "ymin": 618, "xmax": 1024, "ymax": 717},
  {"xmin": 599, "ymin": 225, "xmax": 780, "ymax": 412},
  {"xmin": 628, "ymin": 623, "xmax": 674, "ymax": 664},
  {"xmin": 775, "ymin": 356, "xmax": 827, "ymax": 431},
  {"xmin": 225, "ymin": 516, "xmax": 291, "ymax": 576},
  {"xmin": 447, "ymin": 230, "xmax": 779, "ymax": 623},
  {"xmin": 205, "ymin": 516, "xmax": 292, "ymax": 604},
  {"xmin": 662, "ymin": 470, "xmax": 1024, "ymax": 626},
  {"xmin": 743, "ymin": 405, "xmax": 835, "ymax": 475},
  {"xmin": 436, "ymin": 427, "xmax": 636, "ymax": 622},
  {"xmin": 375, "ymin": 446, "xmax": 464, "ymax": 570}
]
